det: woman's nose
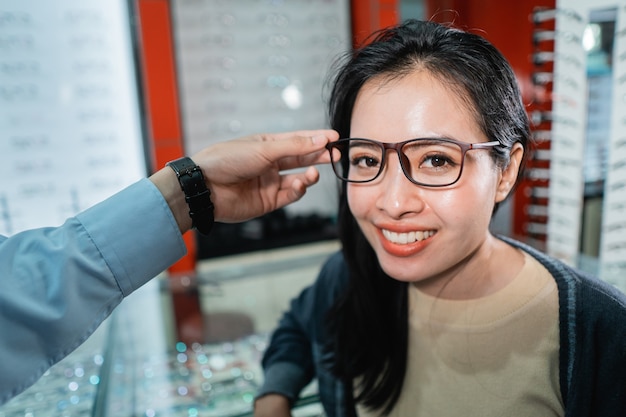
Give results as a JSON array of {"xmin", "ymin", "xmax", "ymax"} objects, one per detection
[{"xmin": 375, "ymin": 156, "xmax": 425, "ymax": 218}]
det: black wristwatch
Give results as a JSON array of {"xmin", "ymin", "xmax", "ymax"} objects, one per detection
[{"xmin": 167, "ymin": 156, "xmax": 214, "ymax": 235}]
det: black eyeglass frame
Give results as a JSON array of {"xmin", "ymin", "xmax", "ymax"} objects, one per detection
[{"xmin": 325, "ymin": 137, "xmax": 502, "ymax": 187}]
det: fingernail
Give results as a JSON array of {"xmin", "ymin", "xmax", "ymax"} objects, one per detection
[{"xmin": 311, "ymin": 134, "xmax": 325, "ymax": 145}]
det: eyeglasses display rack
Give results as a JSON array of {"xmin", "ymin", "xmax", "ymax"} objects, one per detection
[
  {"xmin": 169, "ymin": 0, "xmax": 351, "ymax": 221},
  {"xmin": 546, "ymin": 0, "xmax": 626, "ymax": 290},
  {"xmin": 0, "ymin": 0, "xmax": 147, "ymax": 236},
  {"xmin": 524, "ymin": 6, "xmax": 558, "ymax": 249},
  {"xmin": 597, "ymin": 6, "xmax": 626, "ymax": 288}
]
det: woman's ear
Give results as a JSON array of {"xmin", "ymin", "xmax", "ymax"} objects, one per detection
[{"xmin": 495, "ymin": 142, "xmax": 524, "ymax": 203}]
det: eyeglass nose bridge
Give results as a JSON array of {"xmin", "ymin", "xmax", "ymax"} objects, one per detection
[{"xmin": 379, "ymin": 142, "xmax": 419, "ymax": 185}]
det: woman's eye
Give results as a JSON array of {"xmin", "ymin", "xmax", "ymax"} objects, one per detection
[
  {"xmin": 419, "ymin": 153, "xmax": 458, "ymax": 169},
  {"xmin": 351, "ymin": 155, "xmax": 380, "ymax": 168}
]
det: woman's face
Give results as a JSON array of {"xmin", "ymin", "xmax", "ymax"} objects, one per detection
[{"xmin": 348, "ymin": 70, "xmax": 518, "ymax": 295}]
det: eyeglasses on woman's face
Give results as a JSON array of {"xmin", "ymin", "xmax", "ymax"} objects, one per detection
[{"xmin": 325, "ymin": 137, "xmax": 501, "ymax": 187}]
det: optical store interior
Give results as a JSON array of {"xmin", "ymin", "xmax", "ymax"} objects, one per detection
[{"xmin": 1, "ymin": 0, "xmax": 625, "ymax": 415}]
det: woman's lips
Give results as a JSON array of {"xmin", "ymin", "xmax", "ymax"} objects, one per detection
[
  {"xmin": 377, "ymin": 228, "xmax": 436, "ymax": 257},
  {"xmin": 382, "ymin": 229, "xmax": 436, "ymax": 244}
]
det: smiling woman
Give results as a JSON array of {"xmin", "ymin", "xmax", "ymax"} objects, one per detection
[
  {"xmin": 344, "ymin": 70, "xmax": 524, "ymax": 294},
  {"xmin": 254, "ymin": 19, "xmax": 626, "ymax": 417}
]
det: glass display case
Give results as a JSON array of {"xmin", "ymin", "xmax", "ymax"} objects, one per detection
[
  {"xmin": 98, "ymin": 320, "xmax": 321, "ymax": 417},
  {"xmin": 0, "ymin": 240, "xmax": 339, "ymax": 417}
]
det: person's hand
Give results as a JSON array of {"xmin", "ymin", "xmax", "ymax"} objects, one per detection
[
  {"xmin": 254, "ymin": 394, "xmax": 292, "ymax": 417},
  {"xmin": 192, "ymin": 129, "xmax": 338, "ymax": 223},
  {"xmin": 151, "ymin": 129, "xmax": 338, "ymax": 233}
]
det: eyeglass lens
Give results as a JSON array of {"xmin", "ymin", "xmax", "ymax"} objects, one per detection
[{"xmin": 331, "ymin": 138, "xmax": 466, "ymax": 186}]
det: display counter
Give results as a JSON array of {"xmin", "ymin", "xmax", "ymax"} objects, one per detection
[
  {"xmin": 99, "ymin": 319, "xmax": 321, "ymax": 417},
  {"xmin": 0, "ymin": 240, "xmax": 339, "ymax": 417}
]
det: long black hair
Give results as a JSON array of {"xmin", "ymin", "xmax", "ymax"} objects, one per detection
[{"xmin": 325, "ymin": 19, "xmax": 531, "ymax": 414}]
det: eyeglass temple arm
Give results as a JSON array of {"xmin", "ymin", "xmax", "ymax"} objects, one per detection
[{"xmin": 471, "ymin": 141, "xmax": 501, "ymax": 149}]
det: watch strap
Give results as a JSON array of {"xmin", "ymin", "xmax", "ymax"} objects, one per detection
[{"xmin": 167, "ymin": 156, "xmax": 214, "ymax": 235}]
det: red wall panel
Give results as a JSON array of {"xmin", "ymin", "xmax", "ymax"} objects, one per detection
[
  {"xmin": 136, "ymin": 0, "xmax": 197, "ymax": 273},
  {"xmin": 351, "ymin": 0, "xmax": 400, "ymax": 46}
]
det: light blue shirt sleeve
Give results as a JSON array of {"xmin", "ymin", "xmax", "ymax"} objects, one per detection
[{"xmin": 0, "ymin": 178, "xmax": 187, "ymax": 404}]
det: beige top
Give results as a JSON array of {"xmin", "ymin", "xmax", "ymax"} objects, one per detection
[{"xmin": 357, "ymin": 251, "xmax": 563, "ymax": 417}]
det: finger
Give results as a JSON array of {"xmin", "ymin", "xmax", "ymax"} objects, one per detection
[
  {"xmin": 274, "ymin": 148, "xmax": 332, "ymax": 172},
  {"xmin": 280, "ymin": 167, "xmax": 320, "ymax": 189},
  {"xmin": 258, "ymin": 130, "xmax": 339, "ymax": 162},
  {"xmin": 301, "ymin": 166, "xmax": 321, "ymax": 186},
  {"xmin": 266, "ymin": 129, "xmax": 338, "ymax": 144},
  {"xmin": 273, "ymin": 179, "xmax": 306, "ymax": 209},
  {"xmin": 273, "ymin": 167, "xmax": 320, "ymax": 207}
]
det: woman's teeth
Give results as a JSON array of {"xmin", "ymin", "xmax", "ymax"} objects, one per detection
[{"xmin": 382, "ymin": 229, "xmax": 435, "ymax": 244}]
